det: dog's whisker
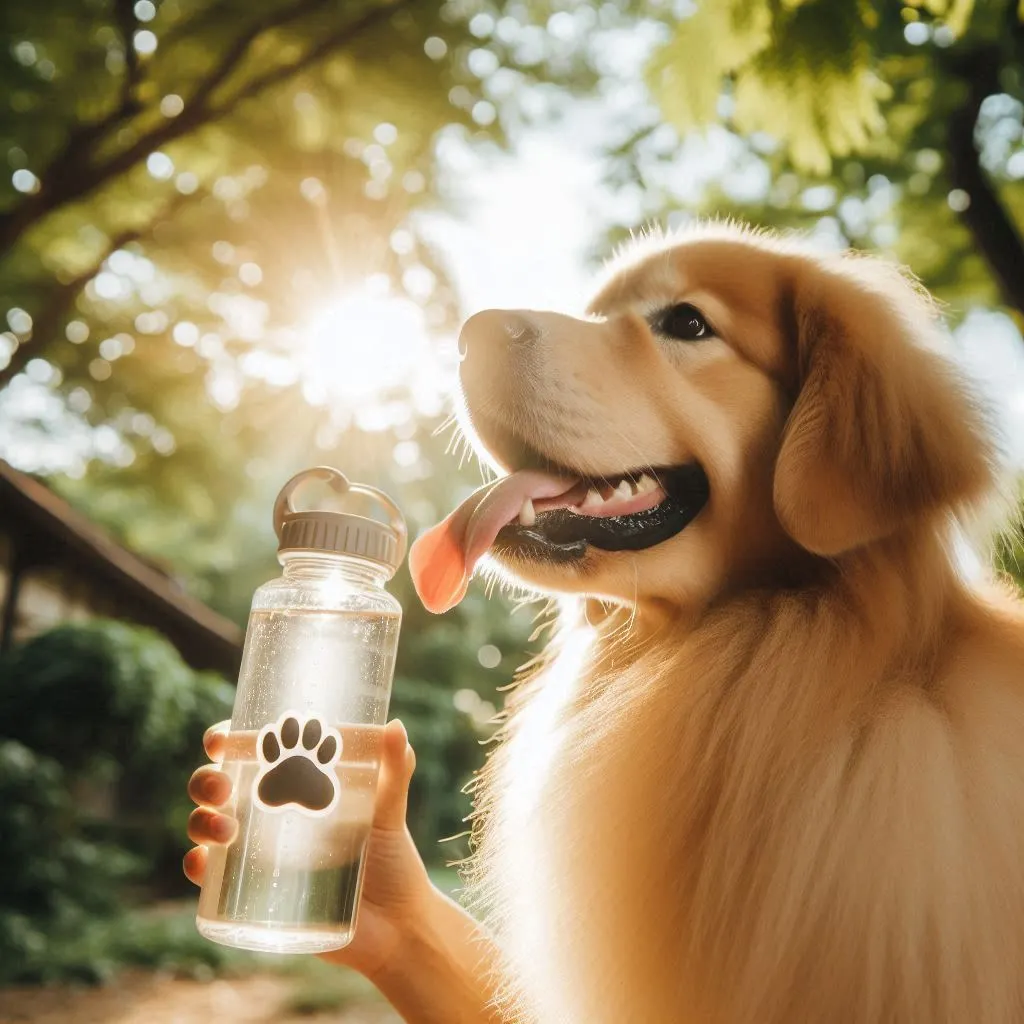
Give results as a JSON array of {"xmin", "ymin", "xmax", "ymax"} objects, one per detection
[{"xmin": 432, "ymin": 412, "xmax": 458, "ymax": 438}]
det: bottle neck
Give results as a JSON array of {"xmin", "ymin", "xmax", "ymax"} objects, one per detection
[{"xmin": 279, "ymin": 552, "xmax": 390, "ymax": 588}]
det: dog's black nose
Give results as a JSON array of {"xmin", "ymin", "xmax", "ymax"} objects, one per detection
[{"xmin": 458, "ymin": 310, "xmax": 539, "ymax": 360}]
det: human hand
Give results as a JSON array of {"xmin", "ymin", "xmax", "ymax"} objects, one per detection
[{"xmin": 184, "ymin": 717, "xmax": 435, "ymax": 980}]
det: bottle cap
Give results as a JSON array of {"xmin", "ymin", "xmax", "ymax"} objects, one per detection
[{"xmin": 272, "ymin": 467, "xmax": 407, "ymax": 578}]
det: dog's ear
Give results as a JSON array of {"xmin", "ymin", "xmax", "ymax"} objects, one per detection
[{"xmin": 773, "ymin": 260, "xmax": 993, "ymax": 556}]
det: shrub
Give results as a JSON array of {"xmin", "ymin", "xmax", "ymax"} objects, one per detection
[
  {"xmin": 0, "ymin": 621, "xmax": 233, "ymax": 982},
  {"xmin": 0, "ymin": 903, "xmax": 253, "ymax": 986},
  {"xmin": 0, "ymin": 619, "xmax": 233, "ymax": 773},
  {"xmin": 0, "ymin": 739, "xmax": 141, "ymax": 984}
]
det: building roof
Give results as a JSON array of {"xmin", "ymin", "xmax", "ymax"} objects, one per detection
[{"xmin": 0, "ymin": 459, "xmax": 243, "ymax": 677}]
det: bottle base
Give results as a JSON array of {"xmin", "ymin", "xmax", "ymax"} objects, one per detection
[{"xmin": 196, "ymin": 916, "xmax": 353, "ymax": 954}]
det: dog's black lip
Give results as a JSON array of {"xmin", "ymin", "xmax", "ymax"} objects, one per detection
[
  {"xmin": 466, "ymin": 413, "xmax": 711, "ymax": 562},
  {"xmin": 492, "ymin": 462, "xmax": 711, "ymax": 563}
]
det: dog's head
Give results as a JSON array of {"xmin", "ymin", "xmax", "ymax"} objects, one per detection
[{"xmin": 410, "ymin": 225, "xmax": 994, "ymax": 614}]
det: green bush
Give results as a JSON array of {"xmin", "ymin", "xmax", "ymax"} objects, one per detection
[
  {"xmin": 0, "ymin": 620, "xmax": 233, "ymax": 882},
  {"xmin": 0, "ymin": 620, "xmax": 233, "ymax": 983},
  {"xmin": 0, "ymin": 903, "xmax": 254, "ymax": 986},
  {"xmin": 0, "ymin": 619, "xmax": 233, "ymax": 773},
  {"xmin": 0, "ymin": 739, "xmax": 141, "ymax": 984}
]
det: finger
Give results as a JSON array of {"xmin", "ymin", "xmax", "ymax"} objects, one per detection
[
  {"xmin": 183, "ymin": 845, "xmax": 208, "ymax": 887},
  {"xmin": 372, "ymin": 718, "xmax": 416, "ymax": 832},
  {"xmin": 188, "ymin": 765, "xmax": 232, "ymax": 808},
  {"xmin": 188, "ymin": 806, "xmax": 237, "ymax": 846},
  {"xmin": 203, "ymin": 721, "xmax": 230, "ymax": 762}
]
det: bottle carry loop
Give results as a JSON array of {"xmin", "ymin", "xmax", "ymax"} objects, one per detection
[{"xmin": 272, "ymin": 466, "xmax": 408, "ymax": 574}]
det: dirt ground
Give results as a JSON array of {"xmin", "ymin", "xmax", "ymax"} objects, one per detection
[{"xmin": 0, "ymin": 971, "xmax": 401, "ymax": 1024}]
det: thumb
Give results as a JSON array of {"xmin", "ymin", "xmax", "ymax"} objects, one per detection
[{"xmin": 372, "ymin": 718, "xmax": 416, "ymax": 832}]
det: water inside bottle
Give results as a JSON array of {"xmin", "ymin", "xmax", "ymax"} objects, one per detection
[{"xmin": 196, "ymin": 606, "xmax": 398, "ymax": 954}]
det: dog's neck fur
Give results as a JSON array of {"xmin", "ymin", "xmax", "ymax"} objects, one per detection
[
  {"xmin": 593, "ymin": 519, "xmax": 966, "ymax": 682},
  {"xmin": 474, "ymin": 519, "xmax": 988, "ymax": 1023}
]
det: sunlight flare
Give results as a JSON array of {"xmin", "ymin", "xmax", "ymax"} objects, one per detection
[{"xmin": 299, "ymin": 284, "xmax": 441, "ymax": 415}]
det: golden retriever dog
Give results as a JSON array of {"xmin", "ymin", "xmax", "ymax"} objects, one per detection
[{"xmin": 409, "ymin": 223, "xmax": 1024, "ymax": 1024}]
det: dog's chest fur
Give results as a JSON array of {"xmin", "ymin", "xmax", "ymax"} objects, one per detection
[{"xmin": 478, "ymin": 587, "xmax": 1024, "ymax": 1024}]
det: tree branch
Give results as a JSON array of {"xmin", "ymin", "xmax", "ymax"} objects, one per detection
[
  {"xmin": 944, "ymin": 45, "xmax": 1024, "ymax": 317},
  {"xmin": 0, "ymin": 0, "xmax": 151, "ymax": 227},
  {"xmin": 188, "ymin": 0, "xmax": 332, "ymax": 110},
  {"xmin": 115, "ymin": 0, "xmax": 143, "ymax": 116},
  {"xmin": 0, "ymin": 0, "xmax": 414, "ymax": 254},
  {"xmin": 0, "ymin": 196, "xmax": 192, "ymax": 388},
  {"xmin": 219, "ymin": 0, "xmax": 410, "ymax": 109}
]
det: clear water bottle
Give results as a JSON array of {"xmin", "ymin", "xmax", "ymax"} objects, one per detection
[{"xmin": 196, "ymin": 467, "xmax": 406, "ymax": 954}]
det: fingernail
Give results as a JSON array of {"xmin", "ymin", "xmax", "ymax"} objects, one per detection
[{"xmin": 210, "ymin": 815, "xmax": 234, "ymax": 842}]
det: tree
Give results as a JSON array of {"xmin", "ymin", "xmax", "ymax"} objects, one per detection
[
  {"xmin": 630, "ymin": 0, "xmax": 1024, "ymax": 323},
  {"xmin": 2, "ymin": 0, "xmax": 458, "ymax": 379},
  {"xmin": 0, "ymin": 0, "xmax": 595, "ymax": 599},
  {"xmin": 0, "ymin": 0, "xmax": 466, "ymax": 581},
  {"xmin": 0, "ymin": 619, "xmax": 235, "ymax": 975}
]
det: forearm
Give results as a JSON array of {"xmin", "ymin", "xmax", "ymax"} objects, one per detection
[{"xmin": 371, "ymin": 889, "xmax": 508, "ymax": 1024}]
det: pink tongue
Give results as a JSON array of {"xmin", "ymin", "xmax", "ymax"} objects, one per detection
[{"xmin": 410, "ymin": 471, "xmax": 577, "ymax": 614}]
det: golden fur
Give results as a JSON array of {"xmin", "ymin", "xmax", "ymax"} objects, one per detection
[{"xmin": 456, "ymin": 223, "xmax": 1024, "ymax": 1023}]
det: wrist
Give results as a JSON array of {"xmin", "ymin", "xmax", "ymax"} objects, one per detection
[{"xmin": 370, "ymin": 884, "xmax": 505, "ymax": 1024}]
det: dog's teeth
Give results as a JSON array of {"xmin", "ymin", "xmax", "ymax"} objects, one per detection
[
  {"xmin": 518, "ymin": 498, "xmax": 536, "ymax": 527},
  {"xmin": 615, "ymin": 480, "xmax": 632, "ymax": 500},
  {"xmin": 637, "ymin": 473, "xmax": 656, "ymax": 494},
  {"xmin": 580, "ymin": 487, "xmax": 603, "ymax": 511}
]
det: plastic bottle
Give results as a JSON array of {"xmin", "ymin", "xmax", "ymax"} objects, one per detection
[{"xmin": 196, "ymin": 466, "xmax": 406, "ymax": 954}]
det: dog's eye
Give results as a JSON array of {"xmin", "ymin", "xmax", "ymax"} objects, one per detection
[{"xmin": 654, "ymin": 304, "xmax": 711, "ymax": 342}]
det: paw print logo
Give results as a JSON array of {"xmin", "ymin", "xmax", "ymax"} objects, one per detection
[{"xmin": 253, "ymin": 712, "xmax": 342, "ymax": 817}]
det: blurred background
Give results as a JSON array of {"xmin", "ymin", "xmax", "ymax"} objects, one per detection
[{"xmin": 1, "ymin": 0, "xmax": 1023, "ymax": 1020}]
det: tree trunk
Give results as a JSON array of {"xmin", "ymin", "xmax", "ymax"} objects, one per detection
[
  {"xmin": 0, "ymin": 541, "xmax": 29, "ymax": 653},
  {"xmin": 943, "ymin": 22, "xmax": 1024, "ymax": 320},
  {"xmin": 946, "ymin": 92, "xmax": 1024, "ymax": 317}
]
